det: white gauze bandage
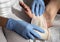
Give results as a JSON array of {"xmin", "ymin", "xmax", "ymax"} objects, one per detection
[{"xmin": 31, "ymin": 15, "xmax": 49, "ymax": 40}]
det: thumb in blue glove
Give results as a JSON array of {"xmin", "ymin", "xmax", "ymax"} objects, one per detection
[{"xmin": 6, "ymin": 18, "xmax": 45, "ymax": 40}]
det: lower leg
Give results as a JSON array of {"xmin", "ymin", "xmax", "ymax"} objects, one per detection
[{"xmin": 44, "ymin": 1, "xmax": 59, "ymax": 28}]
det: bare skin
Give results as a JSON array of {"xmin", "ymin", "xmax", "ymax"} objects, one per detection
[
  {"xmin": 44, "ymin": 0, "xmax": 60, "ymax": 27},
  {"xmin": 19, "ymin": 2, "xmax": 48, "ymax": 27},
  {"xmin": 19, "ymin": 2, "xmax": 33, "ymax": 18},
  {"xmin": 19, "ymin": 0, "xmax": 60, "ymax": 28}
]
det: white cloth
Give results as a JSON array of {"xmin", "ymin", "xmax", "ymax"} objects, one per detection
[
  {"xmin": 31, "ymin": 15, "xmax": 49, "ymax": 40},
  {"xmin": 0, "ymin": 27, "xmax": 7, "ymax": 42},
  {"xmin": 31, "ymin": 15, "xmax": 49, "ymax": 42}
]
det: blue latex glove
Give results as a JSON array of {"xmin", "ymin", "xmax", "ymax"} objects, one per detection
[
  {"xmin": 6, "ymin": 18, "xmax": 45, "ymax": 40},
  {"xmin": 31, "ymin": 0, "xmax": 45, "ymax": 16}
]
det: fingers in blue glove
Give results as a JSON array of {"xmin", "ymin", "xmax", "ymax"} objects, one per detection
[
  {"xmin": 32, "ymin": 24, "xmax": 45, "ymax": 33},
  {"xmin": 35, "ymin": 3, "xmax": 40, "ymax": 16},
  {"xmin": 38, "ymin": 1, "xmax": 45, "ymax": 15},
  {"xmin": 30, "ymin": 29, "xmax": 41, "ymax": 39},
  {"xmin": 27, "ymin": 32, "xmax": 35, "ymax": 40},
  {"xmin": 32, "ymin": 0, "xmax": 40, "ymax": 16},
  {"xmin": 31, "ymin": 0, "xmax": 45, "ymax": 16},
  {"xmin": 31, "ymin": 1, "xmax": 37, "ymax": 15},
  {"xmin": 39, "ymin": 6, "xmax": 44, "ymax": 16}
]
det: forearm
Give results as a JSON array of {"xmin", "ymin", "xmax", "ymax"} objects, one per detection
[{"xmin": 0, "ymin": 16, "xmax": 8, "ymax": 28}]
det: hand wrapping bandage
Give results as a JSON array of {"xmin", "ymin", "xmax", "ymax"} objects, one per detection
[
  {"xmin": 31, "ymin": 0, "xmax": 49, "ymax": 40},
  {"xmin": 31, "ymin": 15, "xmax": 49, "ymax": 40}
]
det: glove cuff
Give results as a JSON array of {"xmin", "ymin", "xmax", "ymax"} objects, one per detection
[{"xmin": 6, "ymin": 18, "xmax": 16, "ymax": 30}]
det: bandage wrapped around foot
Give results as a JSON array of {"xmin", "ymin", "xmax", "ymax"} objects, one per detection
[
  {"xmin": 31, "ymin": 15, "xmax": 49, "ymax": 40},
  {"xmin": 31, "ymin": 0, "xmax": 49, "ymax": 40}
]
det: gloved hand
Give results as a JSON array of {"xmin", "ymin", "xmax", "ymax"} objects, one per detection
[
  {"xmin": 31, "ymin": 0, "xmax": 45, "ymax": 16},
  {"xmin": 6, "ymin": 18, "xmax": 45, "ymax": 40}
]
